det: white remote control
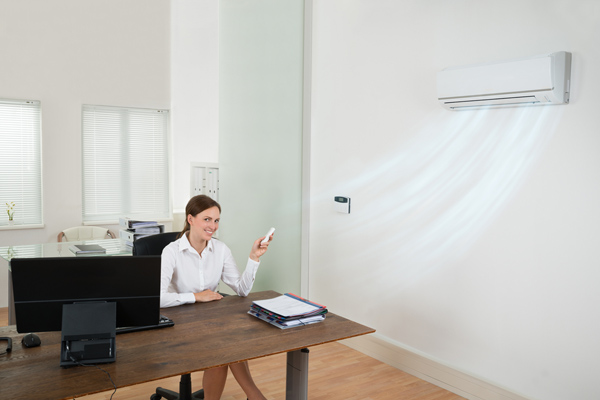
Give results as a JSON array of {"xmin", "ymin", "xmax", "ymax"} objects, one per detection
[{"xmin": 261, "ymin": 227, "xmax": 275, "ymax": 244}]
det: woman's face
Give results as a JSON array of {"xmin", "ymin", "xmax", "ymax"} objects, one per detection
[{"xmin": 188, "ymin": 206, "xmax": 220, "ymax": 242}]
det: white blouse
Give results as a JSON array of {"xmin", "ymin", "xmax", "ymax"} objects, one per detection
[{"xmin": 160, "ymin": 233, "xmax": 259, "ymax": 308}]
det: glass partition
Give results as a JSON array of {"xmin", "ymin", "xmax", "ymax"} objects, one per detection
[{"xmin": 219, "ymin": 0, "xmax": 305, "ymax": 294}]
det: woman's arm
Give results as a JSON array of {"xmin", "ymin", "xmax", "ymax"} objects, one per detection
[
  {"xmin": 221, "ymin": 235, "xmax": 273, "ymax": 296},
  {"xmin": 221, "ymin": 248, "xmax": 258, "ymax": 297}
]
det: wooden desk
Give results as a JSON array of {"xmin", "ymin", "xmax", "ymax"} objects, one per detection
[{"xmin": 0, "ymin": 290, "xmax": 374, "ymax": 400}]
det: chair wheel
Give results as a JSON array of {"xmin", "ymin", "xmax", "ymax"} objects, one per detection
[{"xmin": 150, "ymin": 394, "xmax": 162, "ymax": 400}]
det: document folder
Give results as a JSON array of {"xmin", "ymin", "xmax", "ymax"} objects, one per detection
[{"xmin": 248, "ymin": 293, "xmax": 327, "ymax": 329}]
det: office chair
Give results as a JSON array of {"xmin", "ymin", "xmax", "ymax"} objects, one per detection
[
  {"xmin": 57, "ymin": 226, "xmax": 115, "ymax": 242},
  {"xmin": 133, "ymin": 231, "xmax": 205, "ymax": 400},
  {"xmin": 132, "ymin": 231, "xmax": 180, "ymax": 256}
]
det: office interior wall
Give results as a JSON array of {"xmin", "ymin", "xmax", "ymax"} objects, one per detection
[
  {"xmin": 0, "ymin": 0, "xmax": 170, "ymax": 307},
  {"xmin": 171, "ymin": 0, "xmax": 220, "ymax": 217},
  {"xmin": 309, "ymin": 1, "xmax": 600, "ymax": 400},
  {"xmin": 218, "ymin": 0, "xmax": 303, "ymax": 295}
]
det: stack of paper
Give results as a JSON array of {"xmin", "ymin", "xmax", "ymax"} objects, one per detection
[
  {"xmin": 119, "ymin": 217, "xmax": 164, "ymax": 246},
  {"xmin": 119, "ymin": 217, "xmax": 160, "ymax": 229},
  {"xmin": 248, "ymin": 293, "xmax": 327, "ymax": 329}
]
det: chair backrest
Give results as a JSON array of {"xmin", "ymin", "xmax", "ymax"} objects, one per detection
[
  {"xmin": 58, "ymin": 226, "xmax": 115, "ymax": 242},
  {"xmin": 132, "ymin": 231, "xmax": 180, "ymax": 256}
]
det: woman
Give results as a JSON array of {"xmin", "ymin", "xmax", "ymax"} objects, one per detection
[{"xmin": 160, "ymin": 195, "xmax": 273, "ymax": 400}]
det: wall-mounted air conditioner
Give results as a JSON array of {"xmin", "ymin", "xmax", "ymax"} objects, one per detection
[{"xmin": 437, "ymin": 51, "xmax": 572, "ymax": 110}]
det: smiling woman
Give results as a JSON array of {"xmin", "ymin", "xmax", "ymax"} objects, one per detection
[
  {"xmin": 184, "ymin": 197, "xmax": 222, "ymax": 252},
  {"xmin": 158, "ymin": 194, "xmax": 275, "ymax": 400},
  {"xmin": 160, "ymin": 195, "xmax": 273, "ymax": 308}
]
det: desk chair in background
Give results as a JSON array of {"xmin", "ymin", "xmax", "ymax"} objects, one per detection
[
  {"xmin": 132, "ymin": 231, "xmax": 180, "ymax": 256},
  {"xmin": 57, "ymin": 226, "xmax": 115, "ymax": 242},
  {"xmin": 133, "ymin": 231, "xmax": 205, "ymax": 400}
]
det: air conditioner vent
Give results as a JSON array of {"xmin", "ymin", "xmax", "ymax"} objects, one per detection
[{"xmin": 437, "ymin": 52, "xmax": 571, "ymax": 111}]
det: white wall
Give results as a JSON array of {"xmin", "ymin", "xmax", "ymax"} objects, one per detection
[
  {"xmin": 171, "ymin": 0, "xmax": 220, "ymax": 216},
  {"xmin": 309, "ymin": 1, "xmax": 600, "ymax": 400},
  {"xmin": 0, "ymin": 0, "xmax": 170, "ymax": 306}
]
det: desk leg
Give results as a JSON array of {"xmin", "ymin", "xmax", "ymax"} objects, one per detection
[
  {"xmin": 8, "ymin": 268, "xmax": 16, "ymax": 325},
  {"xmin": 286, "ymin": 348, "xmax": 309, "ymax": 400}
]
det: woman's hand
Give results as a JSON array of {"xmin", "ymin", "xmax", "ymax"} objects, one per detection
[
  {"xmin": 249, "ymin": 232, "xmax": 274, "ymax": 262},
  {"xmin": 194, "ymin": 289, "xmax": 223, "ymax": 303}
]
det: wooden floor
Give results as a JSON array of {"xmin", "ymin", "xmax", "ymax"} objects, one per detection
[{"xmin": 0, "ymin": 307, "xmax": 464, "ymax": 400}]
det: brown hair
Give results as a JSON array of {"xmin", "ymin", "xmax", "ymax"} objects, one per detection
[{"xmin": 178, "ymin": 195, "xmax": 222, "ymax": 239}]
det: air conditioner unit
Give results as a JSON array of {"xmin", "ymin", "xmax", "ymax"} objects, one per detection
[{"xmin": 437, "ymin": 51, "xmax": 572, "ymax": 110}]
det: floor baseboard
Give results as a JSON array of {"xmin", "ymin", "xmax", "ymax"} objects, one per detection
[{"xmin": 341, "ymin": 333, "xmax": 530, "ymax": 400}]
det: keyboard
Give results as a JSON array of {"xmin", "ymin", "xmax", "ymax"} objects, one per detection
[{"xmin": 116, "ymin": 315, "xmax": 174, "ymax": 334}]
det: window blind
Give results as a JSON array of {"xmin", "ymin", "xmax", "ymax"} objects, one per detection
[
  {"xmin": 0, "ymin": 99, "xmax": 43, "ymax": 226},
  {"xmin": 82, "ymin": 105, "xmax": 170, "ymax": 222}
]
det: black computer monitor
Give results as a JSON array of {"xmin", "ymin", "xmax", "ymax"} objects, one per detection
[{"xmin": 11, "ymin": 255, "xmax": 161, "ymax": 366}]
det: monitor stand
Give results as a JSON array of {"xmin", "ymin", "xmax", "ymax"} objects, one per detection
[{"xmin": 60, "ymin": 301, "xmax": 116, "ymax": 368}]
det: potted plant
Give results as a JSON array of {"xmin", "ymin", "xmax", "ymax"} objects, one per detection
[{"xmin": 6, "ymin": 202, "xmax": 15, "ymax": 226}]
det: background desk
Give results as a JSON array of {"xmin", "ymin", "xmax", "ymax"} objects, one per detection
[
  {"xmin": 0, "ymin": 290, "xmax": 374, "ymax": 399},
  {"xmin": 0, "ymin": 238, "xmax": 131, "ymax": 261},
  {"xmin": 0, "ymin": 238, "xmax": 132, "ymax": 325}
]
